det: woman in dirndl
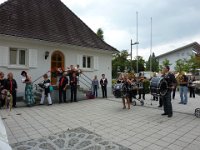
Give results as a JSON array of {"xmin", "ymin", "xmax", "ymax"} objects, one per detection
[{"xmin": 21, "ymin": 71, "xmax": 35, "ymax": 107}]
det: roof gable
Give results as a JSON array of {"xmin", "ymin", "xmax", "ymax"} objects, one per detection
[
  {"xmin": 0, "ymin": 0, "xmax": 117, "ymax": 52},
  {"xmin": 156, "ymin": 42, "xmax": 200, "ymax": 58}
]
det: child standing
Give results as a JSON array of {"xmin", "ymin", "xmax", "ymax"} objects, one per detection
[{"xmin": 40, "ymin": 74, "xmax": 52, "ymax": 105}]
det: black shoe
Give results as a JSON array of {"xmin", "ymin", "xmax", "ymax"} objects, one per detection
[
  {"xmin": 48, "ymin": 104, "xmax": 52, "ymax": 106},
  {"xmin": 168, "ymin": 114, "xmax": 173, "ymax": 118},
  {"xmin": 161, "ymin": 113, "xmax": 168, "ymax": 115}
]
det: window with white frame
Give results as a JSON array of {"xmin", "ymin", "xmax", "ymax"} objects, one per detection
[
  {"xmin": 82, "ymin": 55, "xmax": 93, "ymax": 69},
  {"xmin": 10, "ymin": 48, "xmax": 27, "ymax": 65}
]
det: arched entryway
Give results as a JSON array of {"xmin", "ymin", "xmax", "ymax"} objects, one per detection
[{"xmin": 51, "ymin": 51, "xmax": 64, "ymax": 85}]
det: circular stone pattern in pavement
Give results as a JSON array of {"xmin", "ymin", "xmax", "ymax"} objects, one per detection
[{"xmin": 11, "ymin": 127, "xmax": 131, "ymax": 150}]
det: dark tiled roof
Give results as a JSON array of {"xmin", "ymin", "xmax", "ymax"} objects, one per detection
[
  {"xmin": 156, "ymin": 42, "xmax": 200, "ymax": 58},
  {"xmin": 0, "ymin": 0, "xmax": 118, "ymax": 52}
]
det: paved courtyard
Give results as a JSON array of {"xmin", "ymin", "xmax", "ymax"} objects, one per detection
[{"xmin": 0, "ymin": 92, "xmax": 200, "ymax": 150}]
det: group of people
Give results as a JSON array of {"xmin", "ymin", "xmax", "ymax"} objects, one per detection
[
  {"xmin": 89, "ymin": 74, "xmax": 108, "ymax": 98},
  {"xmin": 57, "ymin": 65, "xmax": 108, "ymax": 102},
  {"xmin": 114, "ymin": 72, "xmax": 147, "ymax": 109},
  {"xmin": 155, "ymin": 66, "xmax": 196, "ymax": 118},
  {"xmin": 58, "ymin": 67, "xmax": 79, "ymax": 103},
  {"xmin": 0, "ymin": 70, "xmax": 54, "ymax": 108},
  {"xmin": 0, "ymin": 63, "xmax": 110, "ymax": 109},
  {"xmin": 117, "ymin": 65, "xmax": 197, "ymax": 118},
  {"xmin": 1, "ymin": 63, "xmax": 197, "ymax": 115}
]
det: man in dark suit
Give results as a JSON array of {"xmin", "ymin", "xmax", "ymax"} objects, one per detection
[
  {"xmin": 70, "ymin": 72, "xmax": 78, "ymax": 102},
  {"xmin": 58, "ymin": 72, "xmax": 68, "ymax": 103},
  {"xmin": 100, "ymin": 74, "xmax": 108, "ymax": 98}
]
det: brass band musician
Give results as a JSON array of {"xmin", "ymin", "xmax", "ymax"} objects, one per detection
[
  {"xmin": 178, "ymin": 72, "xmax": 188, "ymax": 105},
  {"xmin": 121, "ymin": 74, "xmax": 132, "ymax": 109},
  {"xmin": 161, "ymin": 66, "xmax": 176, "ymax": 117}
]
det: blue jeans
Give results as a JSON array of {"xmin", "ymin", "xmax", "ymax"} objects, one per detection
[
  {"xmin": 93, "ymin": 85, "xmax": 98, "ymax": 97},
  {"xmin": 179, "ymin": 86, "xmax": 188, "ymax": 104}
]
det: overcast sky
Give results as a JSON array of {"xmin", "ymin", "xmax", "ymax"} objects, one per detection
[{"xmin": 1, "ymin": 0, "xmax": 200, "ymax": 60}]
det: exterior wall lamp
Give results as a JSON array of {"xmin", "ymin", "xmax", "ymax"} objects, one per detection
[{"xmin": 45, "ymin": 51, "xmax": 49, "ymax": 59}]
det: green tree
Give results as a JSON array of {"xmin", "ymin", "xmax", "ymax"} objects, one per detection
[
  {"xmin": 174, "ymin": 59, "xmax": 185, "ymax": 73},
  {"xmin": 186, "ymin": 55, "xmax": 200, "ymax": 74},
  {"xmin": 146, "ymin": 52, "xmax": 159, "ymax": 72},
  {"xmin": 96, "ymin": 28, "xmax": 104, "ymax": 40},
  {"xmin": 159, "ymin": 58, "xmax": 172, "ymax": 71},
  {"xmin": 174, "ymin": 55, "xmax": 200, "ymax": 74},
  {"xmin": 112, "ymin": 51, "xmax": 146, "ymax": 78},
  {"xmin": 187, "ymin": 55, "xmax": 200, "ymax": 74},
  {"xmin": 137, "ymin": 56, "xmax": 145, "ymax": 72},
  {"xmin": 112, "ymin": 50, "xmax": 130, "ymax": 78},
  {"xmin": 130, "ymin": 56, "xmax": 145, "ymax": 73}
]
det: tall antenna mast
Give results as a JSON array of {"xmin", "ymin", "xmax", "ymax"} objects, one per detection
[
  {"xmin": 136, "ymin": 11, "xmax": 139, "ymax": 73},
  {"xmin": 150, "ymin": 17, "xmax": 152, "ymax": 72}
]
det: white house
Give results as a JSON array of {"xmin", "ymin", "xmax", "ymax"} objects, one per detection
[
  {"xmin": 156, "ymin": 42, "xmax": 200, "ymax": 71},
  {"xmin": 0, "ymin": 0, "xmax": 118, "ymax": 98}
]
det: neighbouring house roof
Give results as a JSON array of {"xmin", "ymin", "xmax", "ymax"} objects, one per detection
[
  {"xmin": 0, "ymin": 0, "xmax": 118, "ymax": 53},
  {"xmin": 156, "ymin": 42, "xmax": 200, "ymax": 58}
]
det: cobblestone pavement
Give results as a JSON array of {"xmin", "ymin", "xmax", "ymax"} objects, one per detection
[{"xmin": 0, "ymin": 92, "xmax": 200, "ymax": 150}]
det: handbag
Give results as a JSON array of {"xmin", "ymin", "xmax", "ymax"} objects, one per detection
[{"xmin": 49, "ymin": 86, "xmax": 54, "ymax": 92}]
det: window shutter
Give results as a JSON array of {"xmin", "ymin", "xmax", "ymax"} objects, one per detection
[
  {"xmin": 94, "ymin": 56, "xmax": 99, "ymax": 70},
  {"xmin": 77, "ymin": 54, "xmax": 83, "ymax": 68},
  {"xmin": 29, "ymin": 49, "xmax": 38, "ymax": 68},
  {"xmin": 0, "ymin": 46, "xmax": 9, "ymax": 66}
]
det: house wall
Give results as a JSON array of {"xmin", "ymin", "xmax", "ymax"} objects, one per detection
[
  {"xmin": 0, "ymin": 36, "xmax": 113, "ymax": 98},
  {"xmin": 158, "ymin": 47, "xmax": 195, "ymax": 71}
]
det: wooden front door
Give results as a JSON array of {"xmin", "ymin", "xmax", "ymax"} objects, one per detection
[{"xmin": 51, "ymin": 51, "xmax": 64, "ymax": 85}]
